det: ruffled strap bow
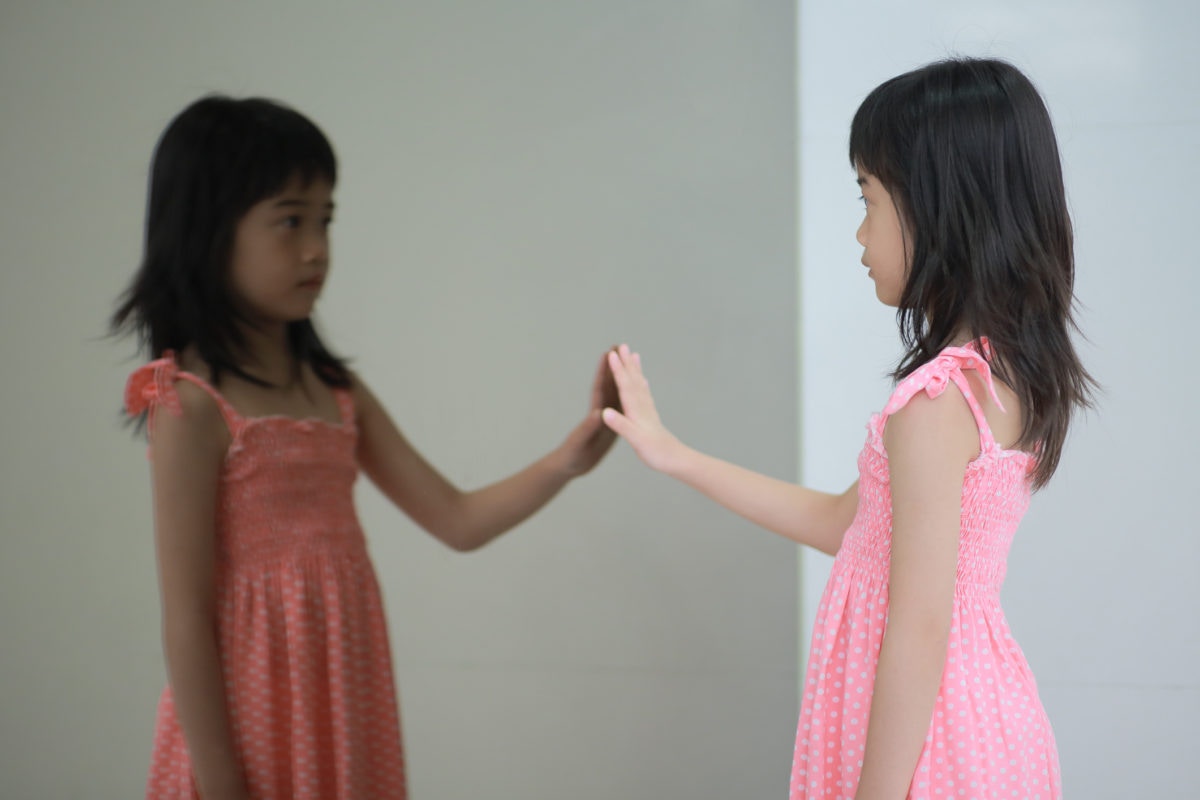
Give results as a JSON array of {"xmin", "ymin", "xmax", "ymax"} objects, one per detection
[
  {"xmin": 882, "ymin": 344, "xmax": 1005, "ymax": 417},
  {"xmin": 124, "ymin": 351, "xmax": 182, "ymax": 418}
]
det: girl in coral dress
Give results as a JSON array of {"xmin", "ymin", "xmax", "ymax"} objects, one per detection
[
  {"xmin": 113, "ymin": 96, "xmax": 618, "ymax": 800},
  {"xmin": 601, "ymin": 58, "xmax": 1095, "ymax": 799}
]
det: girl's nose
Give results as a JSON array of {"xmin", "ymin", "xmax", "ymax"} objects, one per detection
[
  {"xmin": 855, "ymin": 217, "xmax": 867, "ymax": 247},
  {"xmin": 304, "ymin": 230, "xmax": 329, "ymax": 264}
]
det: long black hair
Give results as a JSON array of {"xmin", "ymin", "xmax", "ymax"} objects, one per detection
[
  {"xmin": 850, "ymin": 57, "xmax": 1096, "ymax": 488},
  {"xmin": 111, "ymin": 95, "xmax": 350, "ymax": 388}
]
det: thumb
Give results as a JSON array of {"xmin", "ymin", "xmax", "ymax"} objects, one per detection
[{"xmin": 601, "ymin": 407, "xmax": 629, "ymax": 438}]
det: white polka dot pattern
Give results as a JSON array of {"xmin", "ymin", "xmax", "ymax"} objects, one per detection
[
  {"xmin": 128, "ymin": 356, "xmax": 407, "ymax": 799},
  {"xmin": 790, "ymin": 341, "xmax": 1061, "ymax": 799}
]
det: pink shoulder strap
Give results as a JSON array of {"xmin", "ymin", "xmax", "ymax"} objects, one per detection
[
  {"xmin": 333, "ymin": 387, "xmax": 356, "ymax": 429},
  {"xmin": 124, "ymin": 351, "xmax": 243, "ymax": 435},
  {"xmin": 881, "ymin": 340, "xmax": 1005, "ymax": 453}
]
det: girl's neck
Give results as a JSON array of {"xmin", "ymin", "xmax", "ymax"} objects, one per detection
[
  {"xmin": 237, "ymin": 321, "xmax": 300, "ymax": 388},
  {"xmin": 942, "ymin": 327, "xmax": 979, "ymax": 349}
]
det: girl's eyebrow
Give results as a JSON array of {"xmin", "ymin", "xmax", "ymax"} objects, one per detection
[{"xmin": 271, "ymin": 198, "xmax": 336, "ymax": 210}]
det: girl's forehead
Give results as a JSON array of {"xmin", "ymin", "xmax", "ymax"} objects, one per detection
[
  {"xmin": 279, "ymin": 172, "xmax": 334, "ymax": 193},
  {"xmin": 261, "ymin": 175, "xmax": 334, "ymax": 203}
]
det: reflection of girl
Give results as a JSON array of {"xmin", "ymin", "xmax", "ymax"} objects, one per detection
[
  {"xmin": 114, "ymin": 95, "xmax": 617, "ymax": 800},
  {"xmin": 602, "ymin": 59, "xmax": 1094, "ymax": 799}
]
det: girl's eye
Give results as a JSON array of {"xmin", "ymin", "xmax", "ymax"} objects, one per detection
[
  {"xmin": 323, "ymin": 217, "xmax": 334, "ymax": 229},
  {"xmin": 281, "ymin": 215, "xmax": 302, "ymax": 229},
  {"xmin": 858, "ymin": 195, "xmax": 866, "ymax": 207}
]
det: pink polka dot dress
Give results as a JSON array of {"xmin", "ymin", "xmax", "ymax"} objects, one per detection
[
  {"xmin": 790, "ymin": 342, "xmax": 1061, "ymax": 799},
  {"xmin": 127, "ymin": 354, "xmax": 407, "ymax": 800}
]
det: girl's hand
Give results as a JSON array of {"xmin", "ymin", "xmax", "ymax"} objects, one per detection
[
  {"xmin": 555, "ymin": 348, "xmax": 621, "ymax": 476},
  {"xmin": 600, "ymin": 344, "xmax": 684, "ymax": 474}
]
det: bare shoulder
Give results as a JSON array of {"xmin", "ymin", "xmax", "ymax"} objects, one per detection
[
  {"xmin": 885, "ymin": 389, "xmax": 980, "ymax": 525},
  {"xmin": 883, "ymin": 387, "xmax": 980, "ymax": 467},
  {"xmin": 344, "ymin": 370, "xmax": 400, "ymax": 442},
  {"xmin": 345, "ymin": 369, "xmax": 380, "ymax": 411},
  {"xmin": 150, "ymin": 378, "xmax": 229, "ymax": 459}
]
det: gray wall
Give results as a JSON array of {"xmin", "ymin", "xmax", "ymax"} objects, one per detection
[
  {"xmin": 0, "ymin": 2, "xmax": 797, "ymax": 798},
  {"xmin": 796, "ymin": 1, "xmax": 1200, "ymax": 797}
]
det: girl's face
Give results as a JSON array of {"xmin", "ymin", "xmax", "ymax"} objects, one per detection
[
  {"xmin": 228, "ymin": 175, "xmax": 334, "ymax": 325},
  {"xmin": 855, "ymin": 168, "xmax": 909, "ymax": 307}
]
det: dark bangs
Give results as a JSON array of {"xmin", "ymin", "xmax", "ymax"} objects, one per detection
[
  {"xmin": 848, "ymin": 71, "xmax": 916, "ymax": 211},
  {"xmin": 219, "ymin": 97, "xmax": 338, "ymax": 215}
]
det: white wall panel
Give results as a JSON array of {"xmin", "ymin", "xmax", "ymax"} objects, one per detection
[{"xmin": 797, "ymin": 1, "xmax": 1200, "ymax": 795}]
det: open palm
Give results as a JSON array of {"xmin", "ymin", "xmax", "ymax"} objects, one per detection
[{"xmin": 601, "ymin": 344, "xmax": 682, "ymax": 474}]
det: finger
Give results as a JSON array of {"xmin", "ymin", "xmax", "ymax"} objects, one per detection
[
  {"xmin": 603, "ymin": 348, "xmax": 620, "ymax": 383},
  {"xmin": 608, "ymin": 349, "xmax": 635, "ymax": 388},
  {"xmin": 629, "ymin": 351, "xmax": 647, "ymax": 384},
  {"xmin": 614, "ymin": 345, "xmax": 644, "ymax": 381},
  {"xmin": 589, "ymin": 351, "xmax": 609, "ymax": 408},
  {"xmin": 612, "ymin": 343, "xmax": 641, "ymax": 380},
  {"xmin": 593, "ymin": 350, "xmax": 608, "ymax": 382},
  {"xmin": 607, "ymin": 351, "xmax": 646, "ymax": 414},
  {"xmin": 600, "ymin": 366, "xmax": 622, "ymax": 413},
  {"xmin": 606, "ymin": 348, "xmax": 622, "ymax": 379}
]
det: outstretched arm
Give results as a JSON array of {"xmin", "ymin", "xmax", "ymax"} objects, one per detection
[
  {"xmin": 601, "ymin": 344, "xmax": 856, "ymax": 555},
  {"xmin": 852, "ymin": 388, "xmax": 976, "ymax": 800},
  {"xmin": 355, "ymin": 350, "xmax": 618, "ymax": 552}
]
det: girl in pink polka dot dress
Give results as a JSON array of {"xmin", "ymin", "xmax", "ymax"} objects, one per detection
[
  {"xmin": 601, "ymin": 58, "xmax": 1095, "ymax": 799},
  {"xmin": 113, "ymin": 97, "xmax": 619, "ymax": 800}
]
